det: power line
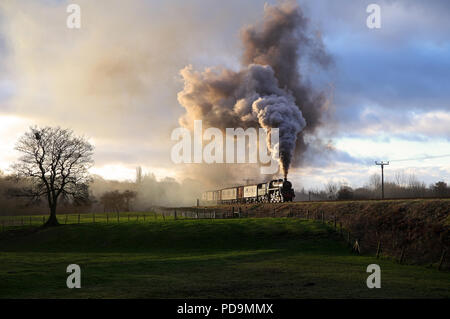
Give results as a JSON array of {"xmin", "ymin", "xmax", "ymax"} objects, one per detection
[{"xmin": 389, "ymin": 154, "xmax": 450, "ymax": 162}]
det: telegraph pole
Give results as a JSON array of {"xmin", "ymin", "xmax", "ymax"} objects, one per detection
[{"xmin": 375, "ymin": 161, "xmax": 389, "ymax": 199}]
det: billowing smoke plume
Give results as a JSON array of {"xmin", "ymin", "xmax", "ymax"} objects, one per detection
[
  {"xmin": 177, "ymin": 1, "xmax": 330, "ymax": 178},
  {"xmin": 252, "ymin": 94, "xmax": 306, "ymax": 177},
  {"xmin": 178, "ymin": 64, "xmax": 305, "ymax": 177}
]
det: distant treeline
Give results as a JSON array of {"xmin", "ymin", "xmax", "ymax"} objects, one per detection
[
  {"xmin": 0, "ymin": 169, "xmax": 202, "ymax": 216},
  {"xmin": 0, "ymin": 172, "xmax": 93, "ymax": 216},
  {"xmin": 296, "ymin": 172, "xmax": 450, "ymax": 201},
  {"xmin": 1, "ymin": 169, "xmax": 449, "ymax": 216}
]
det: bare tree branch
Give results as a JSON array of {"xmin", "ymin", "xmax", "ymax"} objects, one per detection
[{"xmin": 12, "ymin": 126, "xmax": 94, "ymax": 226}]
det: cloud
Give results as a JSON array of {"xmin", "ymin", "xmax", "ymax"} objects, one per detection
[
  {"xmin": 330, "ymin": 108, "xmax": 450, "ymax": 141},
  {"xmin": 0, "ymin": 0, "xmax": 268, "ymax": 176},
  {"xmin": 0, "ymin": 0, "xmax": 449, "ymax": 190}
]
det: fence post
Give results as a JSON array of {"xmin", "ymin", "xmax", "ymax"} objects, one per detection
[
  {"xmin": 376, "ymin": 240, "xmax": 381, "ymax": 259},
  {"xmin": 399, "ymin": 246, "xmax": 406, "ymax": 264},
  {"xmin": 78, "ymin": 214, "xmax": 80, "ymax": 224},
  {"xmin": 143, "ymin": 214, "xmax": 146, "ymax": 221},
  {"xmin": 353, "ymin": 239, "xmax": 361, "ymax": 255},
  {"xmin": 306, "ymin": 210, "xmax": 309, "ymax": 220},
  {"xmin": 334, "ymin": 216, "xmax": 337, "ymax": 230},
  {"xmin": 43, "ymin": 216, "xmax": 45, "ymax": 225},
  {"xmin": 321, "ymin": 212, "xmax": 324, "ymax": 223},
  {"xmin": 339, "ymin": 222, "xmax": 342, "ymax": 236},
  {"xmin": 163, "ymin": 212, "xmax": 166, "ymax": 221},
  {"xmin": 174, "ymin": 210, "xmax": 177, "ymax": 220},
  {"xmin": 438, "ymin": 249, "xmax": 447, "ymax": 271},
  {"xmin": 136, "ymin": 214, "xmax": 139, "ymax": 221}
]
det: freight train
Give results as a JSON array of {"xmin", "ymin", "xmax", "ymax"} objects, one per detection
[{"xmin": 201, "ymin": 178, "xmax": 295, "ymax": 204}]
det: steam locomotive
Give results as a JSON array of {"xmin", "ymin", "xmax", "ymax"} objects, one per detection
[{"xmin": 201, "ymin": 178, "xmax": 295, "ymax": 204}]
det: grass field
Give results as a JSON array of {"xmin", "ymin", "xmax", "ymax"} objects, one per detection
[
  {"xmin": 0, "ymin": 211, "xmax": 173, "ymax": 227},
  {"xmin": 0, "ymin": 218, "xmax": 449, "ymax": 298}
]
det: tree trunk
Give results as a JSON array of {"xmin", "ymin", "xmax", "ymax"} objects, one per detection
[{"xmin": 44, "ymin": 205, "xmax": 60, "ymax": 227}]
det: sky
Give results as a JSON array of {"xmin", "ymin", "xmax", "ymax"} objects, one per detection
[{"xmin": 0, "ymin": 0, "xmax": 449, "ymax": 190}]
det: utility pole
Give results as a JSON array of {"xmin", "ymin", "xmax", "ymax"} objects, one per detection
[{"xmin": 375, "ymin": 161, "xmax": 389, "ymax": 199}]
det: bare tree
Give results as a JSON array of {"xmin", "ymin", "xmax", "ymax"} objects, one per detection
[
  {"xmin": 337, "ymin": 186, "xmax": 354, "ymax": 200},
  {"xmin": 433, "ymin": 181, "xmax": 448, "ymax": 197},
  {"xmin": 369, "ymin": 173, "xmax": 381, "ymax": 190},
  {"xmin": 136, "ymin": 166, "xmax": 143, "ymax": 184},
  {"xmin": 100, "ymin": 190, "xmax": 123, "ymax": 213},
  {"xmin": 407, "ymin": 173, "xmax": 426, "ymax": 197},
  {"xmin": 325, "ymin": 181, "xmax": 338, "ymax": 200},
  {"xmin": 100, "ymin": 190, "xmax": 136, "ymax": 213},
  {"xmin": 393, "ymin": 170, "xmax": 407, "ymax": 187},
  {"xmin": 12, "ymin": 126, "xmax": 94, "ymax": 226},
  {"xmin": 123, "ymin": 190, "xmax": 137, "ymax": 211}
]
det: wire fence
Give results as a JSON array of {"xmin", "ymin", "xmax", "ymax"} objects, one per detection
[
  {"xmin": 0, "ymin": 205, "xmax": 447, "ymax": 271},
  {"xmin": 281, "ymin": 206, "xmax": 448, "ymax": 271},
  {"xmin": 0, "ymin": 207, "xmax": 247, "ymax": 230}
]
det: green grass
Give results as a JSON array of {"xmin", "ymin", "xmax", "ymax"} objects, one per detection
[{"xmin": 0, "ymin": 218, "xmax": 448, "ymax": 298}]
